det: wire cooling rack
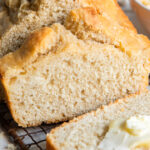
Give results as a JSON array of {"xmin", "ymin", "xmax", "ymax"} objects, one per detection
[{"xmin": 0, "ymin": 103, "xmax": 59, "ymax": 150}]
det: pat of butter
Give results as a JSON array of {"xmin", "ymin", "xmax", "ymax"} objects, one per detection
[
  {"xmin": 98, "ymin": 115, "xmax": 150, "ymax": 150},
  {"xmin": 125, "ymin": 115, "xmax": 150, "ymax": 136}
]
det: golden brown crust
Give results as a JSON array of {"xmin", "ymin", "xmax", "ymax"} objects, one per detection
[
  {"xmin": 46, "ymin": 135, "xmax": 58, "ymax": 150},
  {"xmin": 66, "ymin": 7, "xmax": 150, "ymax": 57},
  {"xmin": 112, "ymin": 0, "xmax": 137, "ymax": 32},
  {"xmin": 78, "ymin": 0, "xmax": 137, "ymax": 32}
]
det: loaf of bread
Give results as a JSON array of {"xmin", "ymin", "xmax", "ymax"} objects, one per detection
[
  {"xmin": 0, "ymin": 7, "xmax": 149, "ymax": 126},
  {"xmin": 47, "ymin": 90, "xmax": 150, "ymax": 150},
  {"xmin": 0, "ymin": 0, "xmax": 136, "ymax": 58},
  {"xmin": 0, "ymin": 0, "xmax": 137, "ymax": 102}
]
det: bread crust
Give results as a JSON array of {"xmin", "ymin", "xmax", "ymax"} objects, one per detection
[
  {"xmin": 78, "ymin": 0, "xmax": 137, "ymax": 32},
  {"xmin": 46, "ymin": 135, "xmax": 59, "ymax": 150}
]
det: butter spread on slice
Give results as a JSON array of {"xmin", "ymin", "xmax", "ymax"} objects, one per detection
[{"xmin": 98, "ymin": 115, "xmax": 150, "ymax": 150}]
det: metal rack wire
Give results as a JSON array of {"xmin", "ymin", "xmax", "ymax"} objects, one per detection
[{"xmin": 0, "ymin": 103, "xmax": 59, "ymax": 150}]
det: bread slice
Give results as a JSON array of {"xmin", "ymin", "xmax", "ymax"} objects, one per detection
[
  {"xmin": 46, "ymin": 90, "xmax": 150, "ymax": 150},
  {"xmin": 0, "ymin": 16, "xmax": 149, "ymax": 127},
  {"xmin": 0, "ymin": 0, "xmax": 137, "ymax": 58}
]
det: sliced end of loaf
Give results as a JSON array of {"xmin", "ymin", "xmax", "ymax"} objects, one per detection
[{"xmin": 78, "ymin": 0, "xmax": 137, "ymax": 32}]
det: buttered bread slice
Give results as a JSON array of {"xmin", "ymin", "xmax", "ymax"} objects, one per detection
[
  {"xmin": 47, "ymin": 91, "xmax": 150, "ymax": 150},
  {"xmin": 0, "ymin": 20, "xmax": 149, "ymax": 127}
]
